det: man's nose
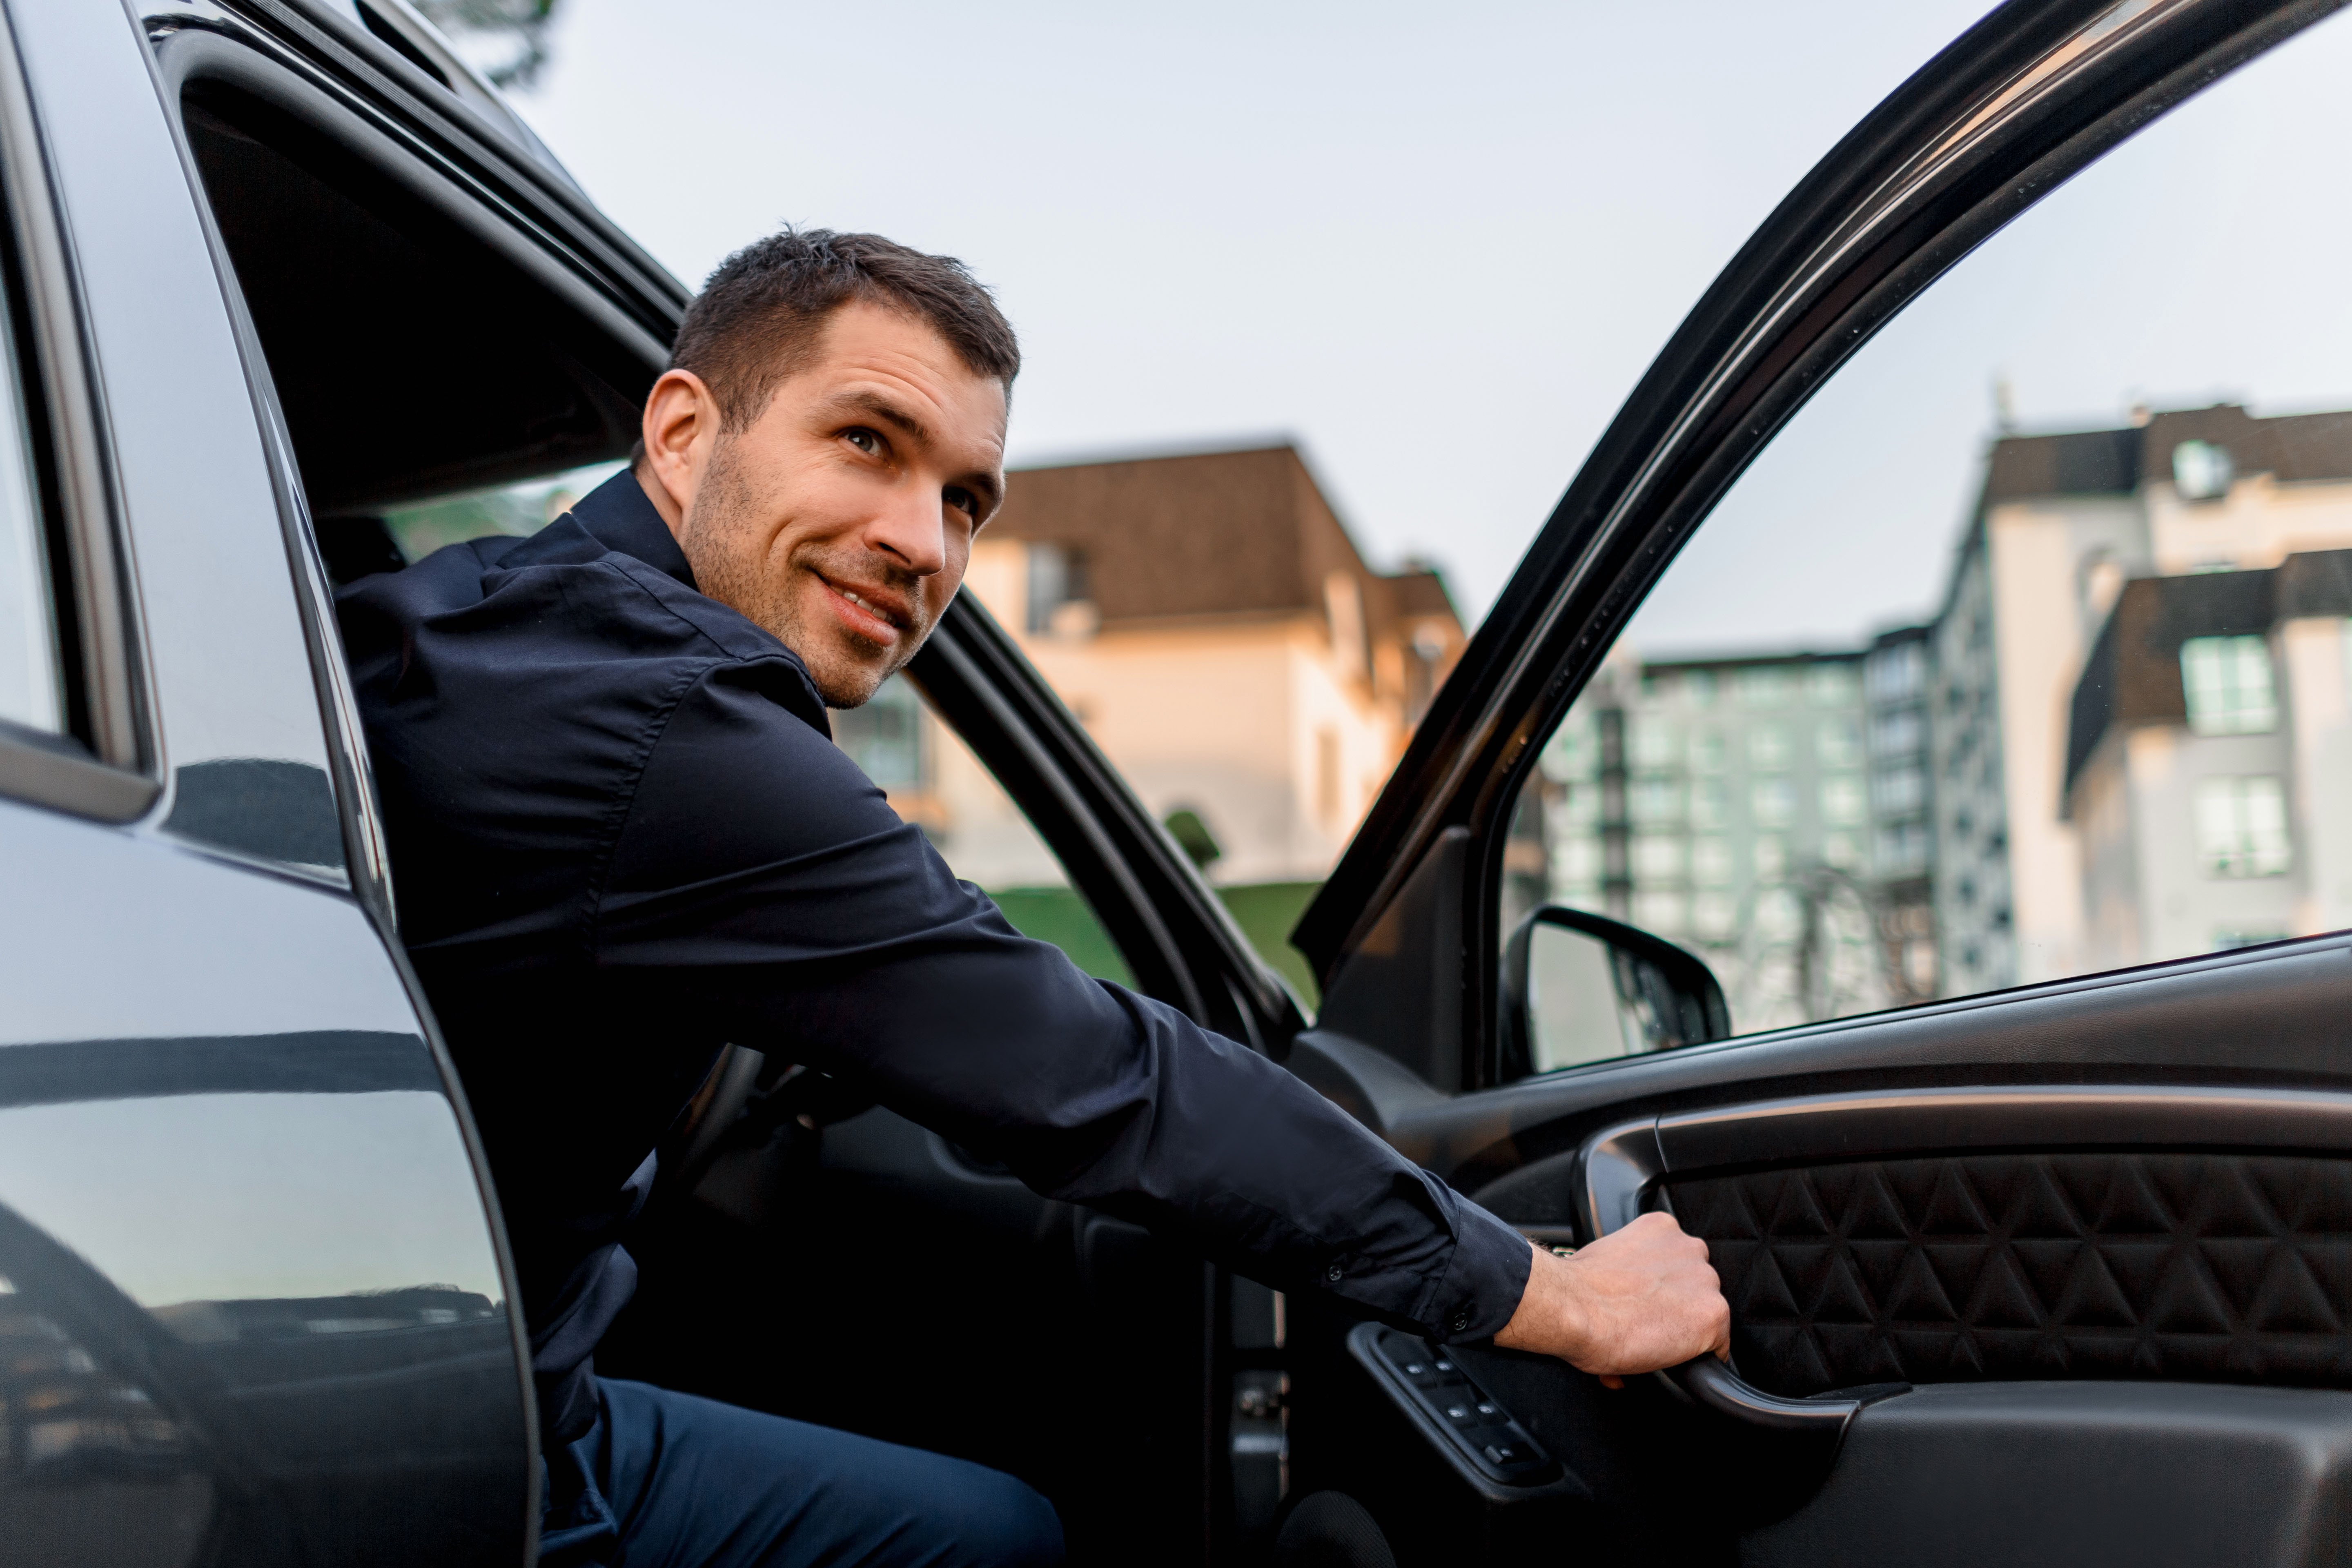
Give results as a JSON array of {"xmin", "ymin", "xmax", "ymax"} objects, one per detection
[{"xmin": 865, "ymin": 483, "xmax": 947, "ymax": 577}]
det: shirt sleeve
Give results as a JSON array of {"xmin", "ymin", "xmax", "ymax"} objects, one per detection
[{"xmin": 592, "ymin": 659, "xmax": 1532, "ymax": 1342}]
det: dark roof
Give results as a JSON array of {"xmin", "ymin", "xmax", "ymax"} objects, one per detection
[
  {"xmin": 2063, "ymin": 548, "xmax": 2352, "ymax": 794},
  {"xmin": 989, "ymin": 443, "xmax": 1459, "ymax": 642},
  {"xmin": 2278, "ymin": 546, "xmax": 2352, "ymax": 617},
  {"xmin": 1982, "ymin": 403, "xmax": 2352, "ymax": 508},
  {"xmin": 1982, "ymin": 427, "xmax": 2141, "ymax": 502}
]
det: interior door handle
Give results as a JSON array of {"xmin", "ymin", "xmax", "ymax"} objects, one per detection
[{"xmin": 1665, "ymin": 1354, "xmax": 1867, "ymax": 1432}]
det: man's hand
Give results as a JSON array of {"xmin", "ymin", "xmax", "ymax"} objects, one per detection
[{"xmin": 1492, "ymin": 1213, "xmax": 1729, "ymax": 1388}]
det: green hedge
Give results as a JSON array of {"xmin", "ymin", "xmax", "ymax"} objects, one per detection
[{"xmin": 986, "ymin": 880, "xmax": 1325, "ymax": 1007}]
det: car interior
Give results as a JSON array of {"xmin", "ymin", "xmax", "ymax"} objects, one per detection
[{"xmin": 160, "ymin": 2, "xmax": 2352, "ymax": 1564}]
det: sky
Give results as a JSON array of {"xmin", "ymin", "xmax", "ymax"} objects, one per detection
[
  {"xmin": 489, "ymin": 0, "xmax": 2001, "ymax": 623},
  {"xmin": 488, "ymin": 1, "xmax": 2352, "ymax": 648}
]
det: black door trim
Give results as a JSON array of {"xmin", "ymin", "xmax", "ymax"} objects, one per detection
[{"xmin": 1383, "ymin": 930, "xmax": 2352, "ymax": 1192}]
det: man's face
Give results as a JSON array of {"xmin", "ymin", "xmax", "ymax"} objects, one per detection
[{"xmin": 648, "ymin": 299, "xmax": 1008, "ymax": 708}]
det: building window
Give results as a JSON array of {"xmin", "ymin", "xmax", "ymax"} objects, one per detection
[
  {"xmin": 1632, "ymin": 833, "xmax": 1686, "ymax": 881},
  {"xmin": 1737, "ymin": 666, "xmax": 1787, "ymax": 706},
  {"xmin": 1559, "ymin": 835, "xmax": 1601, "ymax": 887},
  {"xmin": 1875, "ymin": 822, "xmax": 1929, "ymax": 877},
  {"xmin": 830, "ymin": 675, "xmax": 928, "ymax": 791},
  {"xmin": 1026, "ymin": 542, "xmax": 1094, "ymax": 635},
  {"xmin": 1818, "ymin": 717, "xmax": 1863, "ymax": 770},
  {"xmin": 2180, "ymin": 635, "xmax": 2277, "ymax": 735},
  {"xmin": 1689, "ymin": 728, "xmax": 1725, "ymax": 773},
  {"xmin": 1874, "ymin": 766, "xmax": 1926, "ymax": 815},
  {"xmin": 1691, "ymin": 835, "xmax": 1733, "ymax": 888},
  {"xmin": 1808, "ymin": 662, "xmax": 1860, "ymax": 706},
  {"xmin": 1689, "ymin": 777, "xmax": 1727, "ymax": 829},
  {"xmin": 2194, "ymin": 775, "xmax": 2290, "ymax": 878},
  {"xmin": 1684, "ymin": 670, "xmax": 1716, "ymax": 708},
  {"xmin": 1820, "ymin": 774, "xmax": 1867, "ymax": 825},
  {"xmin": 1631, "ymin": 716, "xmax": 1680, "ymax": 771},
  {"xmin": 1871, "ymin": 708, "xmax": 1923, "ymax": 758},
  {"xmin": 1824, "ymin": 831, "xmax": 1862, "ymax": 870},
  {"xmin": 1542, "ymin": 715, "xmax": 1595, "ymax": 781},
  {"xmin": 1747, "ymin": 723, "xmax": 1791, "ymax": 771},
  {"xmin": 1753, "ymin": 835, "xmax": 1788, "ymax": 880},
  {"xmin": 1631, "ymin": 776, "xmax": 1683, "ymax": 824},
  {"xmin": 1633, "ymin": 891, "xmax": 1686, "ymax": 934},
  {"xmin": 1752, "ymin": 775, "xmax": 1796, "ymax": 827}
]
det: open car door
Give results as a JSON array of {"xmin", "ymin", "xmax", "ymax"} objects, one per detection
[{"xmin": 1286, "ymin": 0, "xmax": 2352, "ymax": 1563}]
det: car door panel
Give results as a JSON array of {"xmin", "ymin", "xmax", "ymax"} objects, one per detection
[
  {"xmin": 0, "ymin": 801, "xmax": 534, "ymax": 1568},
  {"xmin": 0, "ymin": 4, "xmax": 537, "ymax": 1559}
]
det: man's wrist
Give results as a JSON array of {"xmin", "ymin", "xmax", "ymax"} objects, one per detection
[{"xmin": 1494, "ymin": 1241, "xmax": 1592, "ymax": 1363}]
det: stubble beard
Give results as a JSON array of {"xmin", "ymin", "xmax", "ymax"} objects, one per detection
[{"xmin": 677, "ymin": 442, "xmax": 921, "ymax": 710}]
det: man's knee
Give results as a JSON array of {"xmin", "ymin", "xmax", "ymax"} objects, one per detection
[{"xmin": 938, "ymin": 1469, "xmax": 1063, "ymax": 1568}]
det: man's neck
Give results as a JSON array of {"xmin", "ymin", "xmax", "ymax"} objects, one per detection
[{"xmin": 635, "ymin": 461, "xmax": 688, "ymax": 541}]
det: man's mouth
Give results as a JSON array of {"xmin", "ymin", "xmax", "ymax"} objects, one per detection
[{"xmin": 819, "ymin": 575, "xmax": 914, "ymax": 640}]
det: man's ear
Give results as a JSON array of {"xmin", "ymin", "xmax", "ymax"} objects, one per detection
[{"xmin": 639, "ymin": 369, "xmax": 721, "ymax": 532}]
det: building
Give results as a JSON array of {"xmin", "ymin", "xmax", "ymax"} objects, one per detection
[
  {"xmin": 2064, "ymin": 548, "xmax": 2352, "ymax": 968},
  {"xmin": 1533, "ymin": 643, "xmax": 1928, "ymax": 1032},
  {"xmin": 832, "ymin": 442, "xmax": 1465, "ymax": 996},
  {"xmin": 1528, "ymin": 403, "xmax": 2352, "ymax": 1032},
  {"xmin": 1934, "ymin": 404, "xmax": 2352, "ymax": 989}
]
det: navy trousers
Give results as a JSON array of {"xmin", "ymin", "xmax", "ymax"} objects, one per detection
[{"xmin": 539, "ymin": 1378, "xmax": 1065, "ymax": 1568}]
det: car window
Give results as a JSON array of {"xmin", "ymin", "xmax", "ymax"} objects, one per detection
[
  {"xmin": 834, "ymin": 676, "xmax": 1135, "ymax": 987},
  {"xmin": 1500, "ymin": 8, "xmax": 2352, "ymax": 1065},
  {"xmin": 0, "ymin": 268, "xmax": 61, "ymax": 739}
]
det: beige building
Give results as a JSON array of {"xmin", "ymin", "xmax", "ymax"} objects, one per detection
[
  {"xmin": 1937, "ymin": 405, "xmax": 2352, "ymax": 989},
  {"xmin": 832, "ymin": 443, "xmax": 1464, "ymax": 990}
]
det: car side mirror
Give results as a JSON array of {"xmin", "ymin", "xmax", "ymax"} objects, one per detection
[{"xmin": 1502, "ymin": 906, "xmax": 1732, "ymax": 1078}]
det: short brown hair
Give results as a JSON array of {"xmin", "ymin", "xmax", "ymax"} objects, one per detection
[{"xmin": 667, "ymin": 228, "xmax": 1020, "ymax": 432}]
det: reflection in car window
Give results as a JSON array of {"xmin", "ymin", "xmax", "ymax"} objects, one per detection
[
  {"xmin": 379, "ymin": 461, "xmax": 626, "ymax": 563},
  {"xmin": 0, "ymin": 275, "xmax": 60, "ymax": 737},
  {"xmin": 1502, "ymin": 9, "xmax": 2352, "ymax": 1054}
]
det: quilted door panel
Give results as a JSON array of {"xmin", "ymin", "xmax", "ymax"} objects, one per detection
[{"xmin": 1668, "ymin": 1152, "xmax": 2352, "ymax": 1396}]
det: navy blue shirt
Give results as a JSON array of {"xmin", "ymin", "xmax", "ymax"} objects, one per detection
[{"xmin": 337, "ymin": 471, "xmax": 1530, "ymax": 1441}]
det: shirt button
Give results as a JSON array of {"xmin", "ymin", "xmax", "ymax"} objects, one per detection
[
  {"xmin": 1450, "ymin": 1305, "xmax": 1474, "ymax": 1334},
  {"xmin": 1325, "ymin": 1262, "xmax": 1343, "ymax": 1284}
]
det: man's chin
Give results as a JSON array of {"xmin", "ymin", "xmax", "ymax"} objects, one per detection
[{"xmin": 806, "ymin": 656, "xmax": 895, "ymax": 710}]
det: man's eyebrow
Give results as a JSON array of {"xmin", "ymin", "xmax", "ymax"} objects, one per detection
[{"xmin": 824, "ymin": 388, "xmax": 934, "ymax": 447}]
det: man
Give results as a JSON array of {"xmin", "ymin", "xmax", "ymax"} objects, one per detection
[{"xmin": 339, "ymin": 229, "xmax": 1727, "ymax": 1567}]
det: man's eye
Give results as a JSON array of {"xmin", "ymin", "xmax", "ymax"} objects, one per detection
[
  {"xmin": 844, "ymin": 428, "xmax": 882, "ymax": 456},
  {"xmin": 944, "ymin": 486, "xmax": 977, "ymax": 517}
]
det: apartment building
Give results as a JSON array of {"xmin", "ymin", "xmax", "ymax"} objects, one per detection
[
  {"xmin": 2065, "ymin": 548, "xmax": 2352, "ymax": 968},
  {"xmin": 1935, "ymin": 404, "xmax": 2352, "ymax": 989},
  {"xmin": 1537, "ymin": 645, "xmax": 1923, "ymax": 1030}
]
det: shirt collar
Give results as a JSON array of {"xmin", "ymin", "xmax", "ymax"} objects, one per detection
[{"xmin": 570, "ymin": 468, "xmax": 697, "ymax": 591}]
